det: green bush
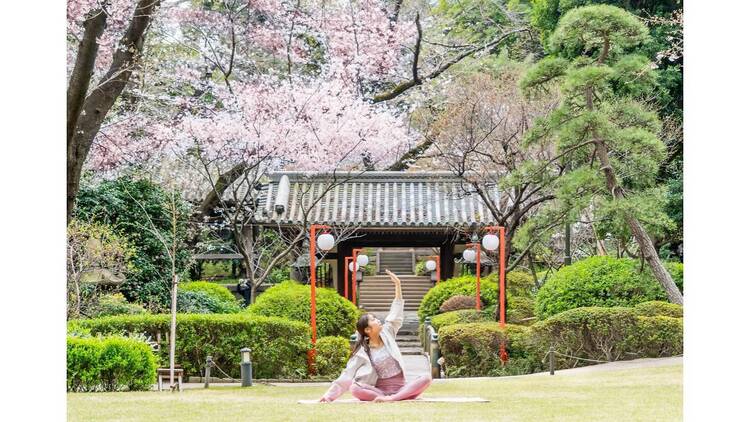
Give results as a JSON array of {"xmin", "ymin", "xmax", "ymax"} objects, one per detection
[
  {"xmin": 431, "ymin": 309, "xmax": 494, "ymax": 332},
  {"xmin": 181, "ymin": 281, "xmax": 237, "ymax": 304},
  {"xmin": 633, "ymin": 301, "xmax": 683, "ymax": 318},
  {"xmin": 665, "ymin": 261, "xmax": 684, "ymax": 292},
  {"xmin": 419, "ymin": 271, "xmax": 535, "ymax": 323},
  {"xmin": 67, "ymin": 335, "xmax": 157, "ymax": 392},
  {"xmin": 534, "ymin": 256, "xmax": 681, "ymax": 319},
  {"xmin": 438, "ymin": 322, "xmax": 541, "ymax": 377},
  {"xmin": 315, "ymin": 336, "xmax": 351, "ymax": 378},
  {"xmin": 439, "ymin": 295, "xmax": 476, "ymax": 313},
  {"xmin": 418, "ymin": 275, "xmax": 498, "ymax": 323},
  {"xmin": 246, "ymin": 280, "xmax": 358, "ymax": 338},
  {"xmin": 267, "ymin": 267, "xmax": 291, "ymax": 284},
  {"xmin": 177, "ymin": 290, "xmax": 241, "ymax": 314},
  {"xmin": 415, "ymin": 261, "xmax": 429, "ymax": 276},
  {"xmin": 72, "ymin": 313, "xmax": 311, "ymax": 379},
  {"xmin": 88, "ymin": 293, "xmax": 149, "ymax": 318},
  {"xmin": 634, "ymin": 316, "xmax": 683, "ymax": 357}
]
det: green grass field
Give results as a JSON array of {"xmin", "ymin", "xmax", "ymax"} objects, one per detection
[{"xmin": 68, "ymin": 364, "xmax": 682, "ymax": 422}]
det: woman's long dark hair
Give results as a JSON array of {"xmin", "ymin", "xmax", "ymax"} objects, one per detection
[{"xmin": 349, "ymin": 313, "xmax": 373, "ymax": 363}]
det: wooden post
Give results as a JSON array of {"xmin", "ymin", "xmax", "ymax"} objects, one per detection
[
  {"xmin": 204, "ymin": 356, "xmax": 213, "ymax": 388},
  {"xmin": 429, "ymin": 332, "xmax": 441, "ymax": 379},
  {"xmin": 549, "ymin": 346, "xmax": 555, "ymax": 375}
]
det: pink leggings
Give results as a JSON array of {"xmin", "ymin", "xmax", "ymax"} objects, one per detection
[{"xmin": 350, "ymin": 374, "xmax": 432, "ymax": 401}]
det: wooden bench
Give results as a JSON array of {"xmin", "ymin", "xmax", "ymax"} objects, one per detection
[{"xmin": 157, "ymin": 367, "xmax": 184, "ymax": 391}]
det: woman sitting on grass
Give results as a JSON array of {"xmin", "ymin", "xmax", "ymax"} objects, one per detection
[{"xmin": 319, "ymin": 269, "xmax": 432, "ymax": 402}]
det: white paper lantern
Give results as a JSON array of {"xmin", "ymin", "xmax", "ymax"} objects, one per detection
[
  {"xmin": 348, "ymin": 262, "xmax": 359, "ymax": 272},
  {"xmin": 356, "ymin": 254, "xmax": 369, "ymax": 266},
  {"xmin": 425, "ymin": 260, "xmax": 437, "ymax": 272},
  {"xmin": 462, "ymin": 249, "xmax": 476, "ymax": 262},
  {"xmin": 316, "ymin": 233, "xmax": 335, "ymax": 251},
  {"xmin": 482, "ymin": 234, "xmax": 500, "ymax": 251}
]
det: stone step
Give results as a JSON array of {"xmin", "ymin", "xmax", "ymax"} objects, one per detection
[
  {"xmin": 359, "ymin": 299, "xmax": 425, "ymax": 303},
  {"xmin": 366, "ymin": 275, "xmax": 429, "ymax": 279},
  {"xmin": 359, "ymin": 295, "xmax": 428, "ymax": 300},
  {"xmin": 362, "ymin": 307, "xmax": 420, "ymax": 312},
  {"xmin": 361, "ymin": 282, "xmax": 431, "ymax": 286},
  {"xmin": 360, "ymin": 290, "xmax": 429, "ymax": 294},
  {"xmin": 399, "ymin": 347, "xmax": 424, "ymax": 355},
  {"xmin": 362, "ymin": 288, "xmax": 431, "ymax": 291}
]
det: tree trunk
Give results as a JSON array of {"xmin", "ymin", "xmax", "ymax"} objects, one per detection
[
  {"xmin": 250, "ymin": 282, "xmax": 257, "ymax": 304},
  {"xmin": 169, "ymin": 274, "xmax": 178, "ymax": 389},
  {"xmin": 67, "ymin": 0, "xmax": 162, "ymax": 221},
  {"xmin": 593, "ymin": 139, "xmax": 683, "ymax": 304}
]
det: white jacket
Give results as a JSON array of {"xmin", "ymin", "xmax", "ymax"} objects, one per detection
[{"xmin": 323, "ymin": 298, "xmax": 405, "ymax": 401}]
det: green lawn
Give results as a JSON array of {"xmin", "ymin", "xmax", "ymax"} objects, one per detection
[{"xmin": 68, "ymin": 364, "xmax": 682, "ymax": 422}]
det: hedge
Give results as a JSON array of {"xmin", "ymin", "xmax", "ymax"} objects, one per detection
[
  {"xmin": 530, "ymin": 306, "xmax": 683, "ymax": 370},
  {"xmin": 633, "ymin": 316, "xmax": 683, "ymax": 357},
  {"xmin": 438, "ymin": 323, "xmax": 541, "ymax": 377},
  {"xmin": 67, "ymin": 335, "xmax": 157, "ymax": 392},
  {"xmin": 430, "ymin": 309, "xmax": 494, "ymax": 332},
  {"xmin": 534, "ymin": 256, "xmax": 682, "ymax": 319},
  {"xmin": 633, "ymin": 301, "xmax": 683, "ymax": 318},
  {"xmin": 246, "ymin": 280, "xmax": 359, "ymax": 338},
  {"xmin": 181, "ymin": 281, "xmax": 237, "ymax": 304},
  {"xmin": 531, "ymin": 306, "xmax": 639, "ymax": 367},
  {"xmin": 315, "ymin": 336, "xmax": 351, "ymax": 378},
  {"xmin": 72, "ymin": 313, "xmax": 311, "ymax": 379}
]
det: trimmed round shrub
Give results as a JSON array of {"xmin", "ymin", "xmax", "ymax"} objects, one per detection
[
  {"xmin": 72, "ymin": 313, "xmax": 311, "ymax": 379},
  {"xmin": 88, "ymin": 293, "xmax": 149, "ymax": 318},
  {"xmin": 67, "ymin": 335, "xmax": 157, "ymax": 392},
  {"xmin": 531, "ymin": 306, "xmax": 640, "ymax": 368},
  {"xmin": 534, "ymin": 256, "xmax": 681, "ymax": 319},
  {"xmin": 431, "ymin": 309, "xmax": 494, "ymax": 332},
  {"xmin": 506, "ymin": 271, "xmax": 536, "ymax": 298},
  {"xmin": 181, "ymin": 281, "xmax": 237, "ymax": 304},
  {"xmin": 177, "ymin": 289, "xmax": 241, "ymax": 314},
  {"xmin": 418, "ymin": 275, "xmax": 498, "ymax": 323},
  {"xmin": 439, "ymin": 295, "xmax": 476, "ymax": 313},
  {"xmin": 507, "ymin": 296, "xmax": 536, "ymax": 325},
  {"xmin": 438, "ymin": 322, "xmax": 541, "ymax": 377},
  {"xmin": 315, "ymin": 336, "xmax": 351, "ymax": 378},
  {"xmin": 246, "ymin": 280, "xmax": 358, "ymax": 338},
  {"xmin": 633, "ymin": 301, "xmax": 683, "ymax": 318},
  {"xmin": 530, "ymin": 306, "xmax": 683, "ymax": 370},
  {"xmin": 634, "ymin": 316, "xmax": 683, "ymax": 358}
]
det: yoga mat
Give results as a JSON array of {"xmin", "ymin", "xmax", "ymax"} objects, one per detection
[{"xmin": 297, "ymin": 397, "xmax": 489, "ymax": 404}]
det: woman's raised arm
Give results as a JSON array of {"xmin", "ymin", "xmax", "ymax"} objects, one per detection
[{"xmin": 384, "ymin": 269, "xmax": 402, "ymax": 300}]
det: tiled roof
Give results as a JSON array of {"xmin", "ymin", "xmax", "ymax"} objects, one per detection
[{"xmin": 254, "ymin": 171, "xmax": 504, "ymax": 228}]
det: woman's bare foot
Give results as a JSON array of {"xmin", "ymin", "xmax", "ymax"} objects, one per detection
[{"xmin": 373, "ymin": 395, "xmax": 394, "ymax": 403}]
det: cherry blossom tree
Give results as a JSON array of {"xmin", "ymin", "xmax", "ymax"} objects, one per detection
[{"xmin": 67, "ymin": 0, "xmax": 164, "ymax": 221}]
